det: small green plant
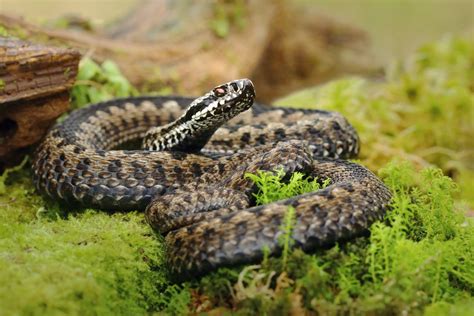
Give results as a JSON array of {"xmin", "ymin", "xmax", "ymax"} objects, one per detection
[
  {"xmin": 71, "ymin": 57, "xmax": 137, "ymax": 108},
  {"xmin": 155, "ymin": 284, "xmax": 191, "ymax": 316},
  {"xmin": 276, "ymin": 36, "xmax": 474, "ymax": 206},
  {"xmin": 199, "ymin": 161, "xmax": 473, "ymax": 315},
  {"xmin": 279, "ymin": 206, "xmax": 296, "ymax": 270},
  {"xmin": 244, "ymin": 168, "xmax": 330, "ymax": 205}
]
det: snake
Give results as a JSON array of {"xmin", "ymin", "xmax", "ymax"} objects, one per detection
[{"xmin": 32, "ymin": 79, "xmax": 392, "ymax": 279}]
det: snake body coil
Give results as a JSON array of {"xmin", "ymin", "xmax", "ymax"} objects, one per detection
[{"xmin": 33, "ymin": 79, "xmax": 391, "ymax": 278}]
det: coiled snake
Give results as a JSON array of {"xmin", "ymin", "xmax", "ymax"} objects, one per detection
[{"xmin": 33, "ymin": 79, "xmax": 392, "ymax": 278}]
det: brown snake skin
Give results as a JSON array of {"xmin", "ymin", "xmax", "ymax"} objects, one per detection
[{"xmin": 33, "ymin": 79, "xmax": 392, "ymax": 278}]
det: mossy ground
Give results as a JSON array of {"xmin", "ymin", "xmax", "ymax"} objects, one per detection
[{"xmin": 0, "ymin": 36, "xmax": 472, "ymax": 315}]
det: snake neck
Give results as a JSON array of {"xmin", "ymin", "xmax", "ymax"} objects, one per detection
[
  {"xmin": 142, "ymin": 79, "xmax": 256, "ymax": 152},
  {"xmin": 141, "ymin": 119, "xmax": 217, "ymax": 152}
]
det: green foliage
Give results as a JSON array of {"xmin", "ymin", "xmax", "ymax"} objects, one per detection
[
  {"xmin": 200, "ymin": 161, "xmax": 473, "ymax": 315},
  {"xmin": 0, "ymin": 35, "xmax": 472, "ymax": 315},
  {"xmin": 245, "ymin": 168, "xmax": 330, "ymax": 205},
  {"xmin": 155, "ymin": 284, "xmax": 191, "ymax": 316},
  {"xmin": 71, "ymin": 57, "xmax": 137, "ymax": 108},
  {"xmin": 196, "ymin": 267, "xmax": 240, "ymax": 307},
  {"xmin": 244, "ymin": 169, "xmax": 329, "ymax": 270},
  {"xmin": 279, "ymin": 206, "xmax": 296, "ymax": 270},
  {"xmin": 276, "ymin": 36, "xmax": 474, "ymax": 205},
  {"xmin": 0, "ymin": 163, "xmax": 168, "ymax": 315}
]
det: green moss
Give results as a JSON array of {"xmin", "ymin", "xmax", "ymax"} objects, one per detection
[
  {"xmin": 197, "ymin": 161, "xmax": 473, "ymax": 315},
  {"xmin": 244, "ymin": 169, "xmax": 330, "ymax": 206},
  {"xmin": 191, "ymin": 36, "xmax": 474, "ymax": 314},
  {"xmin": 0, "ymin": 163, "xmax": 169, "ymax": 315},
  {"xmin": 154, "ymin": 284, "xmax": 191, "ymax": 315},
  {"xmin": 0, "ymin": 35, "xmax": 472, "ymax": 314},
  {"xmin": 276, "ymin": 36, "xmax": 474, "ymax": 206}
]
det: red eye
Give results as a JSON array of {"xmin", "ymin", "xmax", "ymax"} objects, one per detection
[{"xmin": 213, "ymin": 87, "xmax": 226, "ymax": 97}]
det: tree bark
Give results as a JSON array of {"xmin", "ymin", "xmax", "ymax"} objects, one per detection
[{"xmin": 0, "ymin": 37, "xmax": 80, "ymax": 169}]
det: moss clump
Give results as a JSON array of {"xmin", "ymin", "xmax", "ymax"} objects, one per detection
[
  {"xmin": 245, "ymin": 169, "xmax": 330, "ymax": 206},
  {"xmin": 194, "ymin": 161, "xmax": 473, "ymax": 315},
  {"xmin": 0, "ymin": 165, "xmax": 169, "ymax": 315},
  {"xmin": 276, "ymin": 36, "xmax": 474, "ymax": 206},
  {"xmin": 0, "ymin": 35, "xmax": 472, "ymax": 314}
]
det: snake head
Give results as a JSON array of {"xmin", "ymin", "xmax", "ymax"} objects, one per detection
[
  {"xmin": 144, "ymin": 79, "xmax": 256, "ymax": 152},
  {"xmin": 184, "ymin": 79, "xmax": 256, "ymax": 122}
]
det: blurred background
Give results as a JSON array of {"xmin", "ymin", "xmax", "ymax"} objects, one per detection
[{"xmin": 3, "ymin": 0, "xmax": 473, "ymax": 65}]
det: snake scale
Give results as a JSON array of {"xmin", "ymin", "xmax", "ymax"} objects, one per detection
[{"xmin": 33, "ymin": 79, "xmax": 392, "ymax": 278}]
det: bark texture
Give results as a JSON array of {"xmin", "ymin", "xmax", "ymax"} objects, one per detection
[{"xmin": 0, "ymin": 37, "xmax": 80, "ymax": 168}]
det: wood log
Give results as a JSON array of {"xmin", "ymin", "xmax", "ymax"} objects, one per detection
[{"xmin": 0, "ymin": 37, "xmax": 80, "ymax": 169}]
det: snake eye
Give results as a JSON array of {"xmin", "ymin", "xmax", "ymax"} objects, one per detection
[
  {"xmin": 213, "ymin": 87, "xmax": 226, "ymax": 97},
  {"xmin": 230, "ymin": 82, "xmax": 239, "ymax": 91}
]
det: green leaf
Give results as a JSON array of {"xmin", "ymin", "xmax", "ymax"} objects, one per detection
[{"xmin": 76, "ymin": 57, "xmax": 101, "ymax": 80}]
